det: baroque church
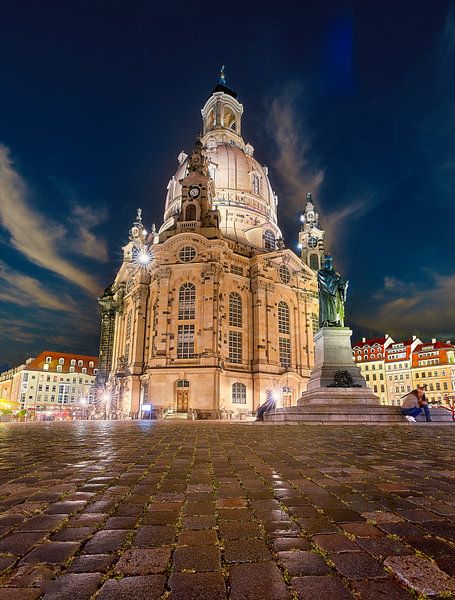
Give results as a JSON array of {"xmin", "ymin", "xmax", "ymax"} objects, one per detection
[{"xmin": 97, "ymin": 74, "xmax": 326, "ymax": 419}]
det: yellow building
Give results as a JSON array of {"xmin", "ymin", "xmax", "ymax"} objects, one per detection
[
  {"xmin": 98, "ymin": 76, "xmax": 321, "ymax": 419},
  {"xmin": 412, "ymin": 340, "xmax": 455, "ymax": 407}
]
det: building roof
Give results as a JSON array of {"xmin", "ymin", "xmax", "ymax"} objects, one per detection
[
  {"xmin": 25, "ymin": 351, "xmax": 98, "ymax": 375},
  {"xmin": 353, "ymin": 337, "xmax": 386, "ymax": 349},
  {"xmin": 414, "ymin": 341, "xmax": 455, "ymax": 352}
]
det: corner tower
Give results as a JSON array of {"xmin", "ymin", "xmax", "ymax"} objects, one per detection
[{"xmin": 299, "ymin": 192, "xmax": 325, "ymax": 271}]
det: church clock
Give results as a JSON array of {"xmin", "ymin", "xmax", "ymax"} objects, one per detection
[{"xmin": 308, "ymin": 236, "xmax": 318, "ymax": 249}]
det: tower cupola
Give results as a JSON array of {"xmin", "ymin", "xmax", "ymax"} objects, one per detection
[{"xmin": 201, "ymin": 67, "xmax": 243, "ymax": 141}]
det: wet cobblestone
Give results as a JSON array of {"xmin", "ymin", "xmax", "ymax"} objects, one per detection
[{"xmin": 0, "ymin": 420, "xmax": 454, "ymax": 598}]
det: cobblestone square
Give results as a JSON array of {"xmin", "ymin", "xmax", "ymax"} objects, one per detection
[{"xmin": 0, "ymin": 421, "xmax": 454, "ymax": 599}]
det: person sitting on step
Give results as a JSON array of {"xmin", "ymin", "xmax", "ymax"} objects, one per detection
[{"xmin": 400, "ymin": 385, "xmax": 432, "ymax": 423}]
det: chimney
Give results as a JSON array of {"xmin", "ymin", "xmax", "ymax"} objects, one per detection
[
  {"xmin": 447, "ymin": 340, "xmax": 452, "ymax": 345},
  {"xmin": 431, "ymin": 338, "xmax": 436, "ymax": 344},
  {"xmin": 362, "ymin": 337, "xmax": 366, "ymax": 343}
]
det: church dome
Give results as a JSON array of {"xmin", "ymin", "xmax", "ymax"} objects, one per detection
[{"xmin": 160, "ymin": 78, "xmax": 282, "ymax": 250}]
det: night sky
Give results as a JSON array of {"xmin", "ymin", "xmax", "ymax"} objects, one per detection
[{"xmin": 1, "ymin": 1, "xmax": 454, "ymax": 369}]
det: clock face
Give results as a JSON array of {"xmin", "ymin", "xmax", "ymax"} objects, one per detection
[
  {"xmin": 307, "ymin": 211, "xmax": 315, "ymax": 221},
  {"xmin": 189, "ymin": 186, "xmax": 200, "ymax": 198},
  {"xmin": 308, "ymin": 236, "xmax": 318, "ymax": 249}
]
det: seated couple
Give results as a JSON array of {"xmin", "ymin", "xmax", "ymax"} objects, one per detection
[{"xmin": 401, "ymin": 385, "xmax": 431, "ymax": 423}]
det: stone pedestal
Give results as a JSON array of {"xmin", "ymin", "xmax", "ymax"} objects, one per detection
[{"xmin": 299, "ymin": 327, "xmax": 379, "ymax": 405}]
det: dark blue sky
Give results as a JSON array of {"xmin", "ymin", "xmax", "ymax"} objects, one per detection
[{"xmin": 1, "ymin": 0, "xmax": 454, "ymax": 369}]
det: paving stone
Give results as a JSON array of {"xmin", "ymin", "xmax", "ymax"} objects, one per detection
[
  {"xmin": 384, "ymin": 554, "xmax": 455, "ymax": 596},
  {"xmin": 278, "ymin": 550, "xmax": 331, "ymax": 577},
  {"xmin": 16, "ymin": 514, "xmax": 68, "ymax": 532},
  {"xmin": 0, "ymin": 556, "xmax": 17, "ymax": 572},
  {"xmin": 41, "ymin": 572, "xmax": 102, "ymax": 599},
  {"xmin": 322, "ymin": 508, "xmax": 364, "ymax": 523},
  {"xmin": 341, "ymin": 523, "xmax": 386, "ymax": 537},
  {"xmin": 173, "ymin": 545, "xmax": 221, "ymax": 571},
  {"xmin": 21, "ymin": 541, "xmax": 80, "ymax": 564},
  {"xmin": 0, "ymin": 590, "xmax": 43, "ymax": 600},
  {"xmin": 114, "ymin": 546, "xmax": 171, "ymax": 575},
  {"xmin": 0, "ymin": 532, "xmax": 46, "ymax": 555},
  {"xmin": 355, "ymin": 536, "xmax": 413, "ymax": 559},
  {"xmin": 313, "ymin": 533, "xmax": 359, "ymax": 553},
  {"xmin": 272, "ymin": 537, "xmax": 312, "ymax": 552},
  {"xmin": 51, "ymin": 526, "xmax": 94, "ymax": 541},
  {"xmin": 83, "ymin": 529, "xmax": 128, "ymax": 553},
  {"xmin": 142, "ymin": 510, "xmax": 179, "ymax": 525},
  {"xmin": 224, "ymin": 539, "xmax": 272, "ymax": 562},
  {"xmin": 219, "ymin": 521, "xmax": 261, "ymax": 540},
  {"xmin": 352, "ymin": 578, "xmax": 415, "ymax": 599},
  {"xmin": 290, "ymin": 575, "xmax": 353, "ymax": 599},
  {"xmin": 331, "ymin": 551, "xmax": 386, "ymax": 579},
  {"xmin": 97, "ymin": 575, "xmax": 166, "ymax": 599},
  {"xmin": 168, "ymin": 571, "xmax": 226, "ymax": 599},
  {"xmin": 178, "ymin": 528, "xmax": 218, "ymax": 546},
  {"xmin": 5, "ymin": 563, "xmax": 57, "ymax": 587},
  {"xmin": 67, "ymin": 553, "xmax": 115, "ymax": 573},
  {"xmin": 229, "ymin": 561, "xmax": 290, "ymax": 599}
]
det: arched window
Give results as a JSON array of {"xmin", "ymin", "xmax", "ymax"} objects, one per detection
[
  {"xmin": 178, "ymin": 283, "xmax": 196, "ymax": 320},
  {"xmin": 229, "ymin": 292, "xmax": 242, "ymax": 327},
  {"xmin": 278, "ymin": 301, "xmax": 290, "ymax": 334},
  {"xmin": 185, "ymin": 203, "xmax": 197, "ymax": 221},
  {"xmin": 224, "ymin": 107, "xmax": 236, "ymax": 130},
  {"xmin": 232, "ymin": 382, "xmax": 246, "ymax": 404},
  {"xmin": 264, "ymin": 229, "xmax": 276, "ymax": 251},
  {"xmin": 207, "ymin": 109, "xmax": 215, "ymax": 130},
  {"xmin": 309, "ymin": 254, "xmax": 319, "ymax": 271}
]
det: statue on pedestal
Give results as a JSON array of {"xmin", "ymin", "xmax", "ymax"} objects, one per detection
[{"xmin": 318, "ymin": 255, "xmax": 349, "ymax": 328}]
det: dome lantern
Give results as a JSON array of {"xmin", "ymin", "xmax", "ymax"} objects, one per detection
[{"xmin": 201, "ymin": 67, "xmax": 243, "ymax": 141}]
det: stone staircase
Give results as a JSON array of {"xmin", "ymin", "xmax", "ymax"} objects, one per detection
[{"xmin": 264, "ymin": 405, "xmax": 454, "ymax": 425}]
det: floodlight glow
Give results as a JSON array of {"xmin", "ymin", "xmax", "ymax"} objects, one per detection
[
  {"xmin": 133, "ymin": 246, "xmax": 154, "ymax": 268},
  {"xmin": 297, "ymin": 243, "xmax": 302, "ymax": 250},
  {"xmin": 300, "ymin": 215, "xmax": 305, "ymax": 223}
]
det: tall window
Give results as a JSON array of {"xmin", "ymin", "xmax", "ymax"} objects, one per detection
[
  {"xmin": 309, "ymin": 254, "xmax": 319, "ymax": 271},
  {"xmin": 279, "ymin": 337, "xmax": 291, "ymax": 368},
  {"xmin": 229, "ymin": 331, "xmax": 242, "ymax": 363},
  {"xmin": 252, "ymin": 173, "xmax": 260, "ymax": 194},
  {"xmin": 177, "ymin": 324, "xmax": 195, "ymax": 358},
  {"xmin": 185, "ymin": 203, "xmax": 196, "ymax": 221},
  {"xmin": 278, "ymin": 301, "xmax": 290, "ymax": 334},
  {"xmin": 232, "ymin": 382, "xmax": 246, "ymax": 404},
  {"xmin": 179, "ymin": 283, "xmax": 196, "ymax": 320},
  {"xmin": 229, "ymin": 292, "xmax": 242, "ymax": 327},
  {"xmin": 264, "ymin": 229, "xmax": 276, "ymax": 251}
]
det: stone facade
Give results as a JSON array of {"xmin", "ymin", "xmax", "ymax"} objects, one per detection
[{"xmin": 100, "ymin": 77, "xmax": 320, "ymax": 418}]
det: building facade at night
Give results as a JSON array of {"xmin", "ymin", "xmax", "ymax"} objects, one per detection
[
  {"xmin": 98, "ymin": 77, "xmax": 322, "ymax": 419},
  {"xmin": 353, "ymin": 336, "xmax": 455, "ymax": 407},
  {"xmin": 0, "ymin": 351, "xmax": 98, "ymax": 415}
]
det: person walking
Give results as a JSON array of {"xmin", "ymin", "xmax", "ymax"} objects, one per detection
[{"xmin": 400, "ymin": 385, "xmax": 432, "ymax": 423}]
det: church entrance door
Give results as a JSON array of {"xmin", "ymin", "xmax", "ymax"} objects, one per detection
[{"xmin": 176, "ymin": 390, "xmax": 189, "ymax": 412}]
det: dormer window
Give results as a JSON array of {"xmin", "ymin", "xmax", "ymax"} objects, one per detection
[
  {"xmin": 45, "ymin": 356, "xmax": 52, "ymax": 363},
  {"xmin": 58, "ymin": 358, "xmax": 64, "ymax": 365},
  {"xmin": 82, "ymin": 367, "xmax": 87, "ymax": 374},
  {"xmin": 78, "ymin": 360, "xmax": 83, "ymax": 367},
  {"xmin": 57, "ymin": 365, "xmax": 62, "ymax": 373},
  {"xmin": 70, "ymin": 359, "xmax": 76, "ymax": 366},
  {"xmin": 89, "ymin": 361, "xmax": 94, "ymax": 368}
]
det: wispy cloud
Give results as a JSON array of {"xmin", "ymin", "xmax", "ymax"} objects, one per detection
[
  {"xmin": 69, "ymin": 204, "xmax": 109, "ymax": 262},
  {"xmin": 0, "ymin": 261, "xmax": 77, "ymax": 312},
  {"xmin": 267, "ymin": 82, "xmax": 324, "ymax": 217},
  {"xmin": 0, "ymin": 145, "xmax": 104, "ymax": 295}
]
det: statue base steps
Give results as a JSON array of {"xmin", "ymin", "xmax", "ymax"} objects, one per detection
[
  {"xmin": 299, "ymin": 388, "xmax": 379, "ymax": 406},
  {"xmin": 264, "ymin": 406, "xmax": 453, "ymax": 425}
]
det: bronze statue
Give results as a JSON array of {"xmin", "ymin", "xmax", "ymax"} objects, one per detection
[{"xmin": 318, "ymin": 255, "xmax": 349, "ymax": 328}]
